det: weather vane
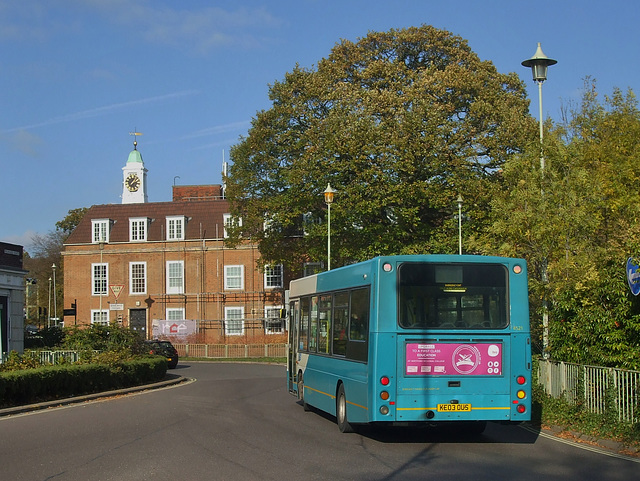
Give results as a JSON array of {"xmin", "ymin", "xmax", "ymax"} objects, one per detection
[{"xmin": 129, "ymin": 129, "xmax": 143, "ymax": 149}]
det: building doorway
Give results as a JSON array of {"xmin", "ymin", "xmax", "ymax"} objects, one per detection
[{"xmin": 129, "ymin": 308, "xmax": 147, "ymax": 338}]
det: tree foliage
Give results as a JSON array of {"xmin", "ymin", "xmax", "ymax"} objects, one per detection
[
  {"xmin": 227, "ymin": 25, "xmax": 535, "ymax": 274},
  {"xmin": 487, "ymin": 79, "xmax": 640, "ymax": 368},
  {"xmin": 24, "ymin": 207, "xmax": 87, "ymax": 326},
  {"xmin": 55, "ymin": 207, "xmax": 88, "ymax": 236}
]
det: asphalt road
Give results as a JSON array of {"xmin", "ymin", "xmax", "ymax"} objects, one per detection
[{"xmin": 0, "ymin": 362, "xmax": 637, "ymax": 480}]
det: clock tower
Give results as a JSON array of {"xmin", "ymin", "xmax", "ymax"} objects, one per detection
[{"xmin": 122, "ymin": 135, "xmax": 148, "ymax": 204}]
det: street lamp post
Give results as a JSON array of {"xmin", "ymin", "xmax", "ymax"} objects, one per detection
[
  {"xmin": 48, "ymin": 277, "xmax": 52, "ymax": 329},
  {"xmin": 522, "ymin": 43, "xmax": 556, "ymax": 359},
  {"xmin": 52, "ymin": 263, "xmax": 57, "ymax": 327},
  {"xmin": 457, "ymin": 195, "xmax": 463, "ymax": 255},
  {"xmin": 522, "ymin": 42, "xmax": 557, "ymax": 172},
  {"xmin": 324, "ymin": 183, "xmax": 336, "ymax": 270}
]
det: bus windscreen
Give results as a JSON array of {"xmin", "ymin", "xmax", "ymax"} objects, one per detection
[{"xmin": 398, "ymin": 263, "xmax": 508, "ymax": 329}]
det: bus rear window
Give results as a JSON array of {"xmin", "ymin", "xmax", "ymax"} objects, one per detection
[{"xmin": 398, "ymin": 263, "xmax": 508, "ymax": 329}]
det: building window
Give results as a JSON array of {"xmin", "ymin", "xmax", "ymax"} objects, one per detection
[
  {"xmin": 166, "ymin": 216, "xmax": 185, "ymax": 241},
  {"xmin": 92, "ymin": 219, "xmax": 110, "ymax": 243},
  {"xmin": 264, "ymin": 265, "xmax": 283, "ymax": 289},
  {"xmin": 303, "ymin": 262, "xmax": 323, "ymax": 277},
  {"xmin": 224, "ymin": 265, "xmax": 244, "ymax": 290},
  {"xmin": 130, "ymin": 262, "xmax": 147, "ymax": 295},
  {"xmin": 92, "ymin": 263, "xmax": 108, "ymax": 295},
  {"xmin": 223, "ymin": 213, "xmax": 242, "ymax": 238},
  {"xmin": 130, "ymin": 218, "xmax": 147, "ymax": 242},
  {"xmin": 166, "ymin": 261, "xmax": 184, "ymax": 294},
  {"xmin": 265, "ymin": 306, "xmax": 284, "ymax": 334},
  {"xmin": 166, "ymin": 308, "xmax": 185, "ymax": 320},
  {"xmin": 225, "ymin": 307, "xmax": 244, "ymax": 335},
  {"xmin": 91, "ymin": 310, "xmax": 109, "ymax": 326}
]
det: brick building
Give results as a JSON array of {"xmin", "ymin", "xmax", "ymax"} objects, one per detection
[{"xmin": 62, "ymin": 142, "xmax": 286, "ymax": 343}]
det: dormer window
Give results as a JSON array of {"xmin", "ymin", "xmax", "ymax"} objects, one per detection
[
  {"xmin": 129, "ymin": 217, "xmax": 148, "ymax": 242},
  {"xmin": 223, "ymin": 213, "xmax": 242, "ymax": 238},
  {"xmin": 92, "ymin": 219, "xmax": 110, "ymax": 243},
  {"xmin": 166, "ymin": 216, "xmax": 185, "ymax": 241}
]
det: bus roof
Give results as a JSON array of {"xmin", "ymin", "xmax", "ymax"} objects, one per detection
[{"xmin": 289, "ymin": 254, "xmax": 525, "ymax": 297}]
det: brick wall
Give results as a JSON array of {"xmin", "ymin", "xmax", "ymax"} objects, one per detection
[{"xmin": 172, "ymin": 184, "xmax": 223, "ymax": 201}]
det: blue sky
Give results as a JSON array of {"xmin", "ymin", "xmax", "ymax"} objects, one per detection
[{"xmin": 2, "ymin": 0, "xmax": 638, "ymax": 252}]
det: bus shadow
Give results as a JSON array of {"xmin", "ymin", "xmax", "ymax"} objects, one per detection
[
  {"xmin": 304, "ymin": 404, "xmax": 539, "ymax": 445},
  {"xmin": 357, "ymin": 422, "xmax": 540, "ymax": 445}
]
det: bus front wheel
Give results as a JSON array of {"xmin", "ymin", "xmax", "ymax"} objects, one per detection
[
  {"xmin": 336, "ymin": 384, "xmax": 354, "ymax": 433},
  {"xmin": 298, "ymin": 371, "xmax": 310, "ymax": 411}
]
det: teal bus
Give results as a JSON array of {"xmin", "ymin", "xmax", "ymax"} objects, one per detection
[{"xmin": 286, "ymin": 255, "xmax": 531, "ymax": 433}]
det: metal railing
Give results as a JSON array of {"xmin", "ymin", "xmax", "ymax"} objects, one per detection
[
  {"xmin": 173, "ymin": 343, "xmax": 287, "ymax": 359},
  {"xmin": 537, "ymin": 359, "xmax": 640, "ymax": 423},
  {"xmin": 25, "ymin": 350, "xmax": 99, "ymax": 364}
]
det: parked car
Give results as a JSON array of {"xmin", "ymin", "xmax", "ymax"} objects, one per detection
[{"xmin": 144, "ymin": 340, "xmax": 179, "ymax": 369}]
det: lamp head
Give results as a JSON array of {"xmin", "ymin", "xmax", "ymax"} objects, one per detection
[
  {"xmin": 522, "ymin": 43, "xmax": 557, "ymax": 82},
  {"xmin": 324, "ymin": 183, "xmax": 336, "ymax": 204}
]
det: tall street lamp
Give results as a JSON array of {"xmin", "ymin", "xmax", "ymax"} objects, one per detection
[
  {"xmin": 522, "ymin": 42, "xmax": 557, "ymax": 172},
  {"xmin": 522, "ymin": 43, "xmax": 556, "ymax": 359},
  {"xmin": 52, "ymin": 263, "xmax": 57, "ymax": 327},
  {"xmin": 457, "ymin": 195, "xmax": 463, "ymax": 255},
  {"xmin": 48, "ymin": 276, "xmax": 52, "ymax": 329},
  {"xmin": 324, "ymin": 183, "xmax": 336, "ymax": 270}
]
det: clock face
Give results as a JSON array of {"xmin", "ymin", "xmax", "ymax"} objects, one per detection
[{"xmin": 126, "ymin": 173, "xmax": 140, "ymax": 192}]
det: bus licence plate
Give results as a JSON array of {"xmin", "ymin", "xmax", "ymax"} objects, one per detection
[{"xmin": 437, "ymin": 403, "xmax": 471, "ymax": 412}]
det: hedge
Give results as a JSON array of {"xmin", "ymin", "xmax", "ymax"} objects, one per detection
[{"xmin": 0, "ymin": 357, "xmax": 167, "ymax": 408}]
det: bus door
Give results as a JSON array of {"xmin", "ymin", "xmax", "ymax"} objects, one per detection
[{"xmin": 287, "ymin": 300, "xmax": 299, "ymax": 394}]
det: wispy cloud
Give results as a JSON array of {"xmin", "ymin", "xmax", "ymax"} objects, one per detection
[
  {"xmin": 2, "ymin": 90, "xmax": 199, "ymax": 133},
  {"xmin": 81, "ymin": 1, "xmax": 283, "ymax": 53},
  {"xmin": 179, "ymin": 121, "xmax": 251, "ymax": 140}
]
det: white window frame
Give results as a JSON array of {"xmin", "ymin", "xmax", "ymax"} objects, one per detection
[
  {"xmin": 91, "ymin": 310, "xmax": 109, "ymax": 326},
  {"xmin": 92, "ymin": 219, "xmax": 110, "ymax": 243},
  {"xmin": 166, "ymin": 308, "xmax": 185, "ymax": 321},
  {"xmin": 166, "ymin": 261, "xmax": 184, "ymax": 294},
  {"xmin": 166, "ymin": 216, "xmax": 185, "ymax": 241},
  {"xmin": 92, "ymin": 263, "xmax": 108, "ymax": 296},
  {"xmin": 225, "ymin": 306, "xmax": 244, "ymax": 336},
  {"xmin": 223, "ymin": 213, "xmax": 242, "ymax": 238},
  {"xmin": 264, "ymin": 264, "xmax": 283, "ymax": 289},
  {"xmin": 129, "ymin": 217, "xmax": 148, "ymax": 242},
  {"xmin": 224, "ymin": 265, "xmax": 244, "ymax": 290},
  {"xmin": 129, "ymin": 261, "xmax": 147, "ymax": 295},
  {"xmin": 265, "ymin": 305, "xmax": 284, "ymax": 334}
]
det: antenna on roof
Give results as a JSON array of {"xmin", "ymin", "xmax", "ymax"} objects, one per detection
[{"xmin": 129, "ymin": 130, "xmax": 143, "ymax": 149}]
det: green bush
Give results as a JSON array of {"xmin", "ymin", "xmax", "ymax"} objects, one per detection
[{"xmin": 0, "ymin": 357, "xmax": 167, "ymax": 408}]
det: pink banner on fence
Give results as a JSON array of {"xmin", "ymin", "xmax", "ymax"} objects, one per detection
[{"xmin": 405, "ymin": 342, "xmax": 502, "ymax": 376}]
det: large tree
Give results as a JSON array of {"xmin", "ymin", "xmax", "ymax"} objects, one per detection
[{"xmin": 226, "ymin": 25, "xmax": 535, "ymax": 273}]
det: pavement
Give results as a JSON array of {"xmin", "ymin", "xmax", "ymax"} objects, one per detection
[{"xmin": 523, "ymin": 423, "xmax": 640, "ymax": 460}]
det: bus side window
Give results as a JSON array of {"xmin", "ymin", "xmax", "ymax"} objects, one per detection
[
  {"xmin": 332, "ymin": 292, "xmax": 349, "ymax": 356},
  {"xmin": 347, "ymin": 287, "xmax": 369, "ymax": 362},
  {"xmin": 299, "ymin": 297, "xmax": 310, "ymax": 351},
  {"xmin": 309, "ymin": 296, "xmax": 318, "ymax": 352},
  {"xmin": 318, "ymin": 295, "xmax": 332, "ymax": 354}
]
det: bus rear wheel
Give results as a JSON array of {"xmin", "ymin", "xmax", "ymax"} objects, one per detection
[
  {"xmin": 336, "ymin": 384, "xmax": 354, "ymax": 433},
  {"xmin": 298, "ymin": 371, "xmax": 310, "ymax": 411}
]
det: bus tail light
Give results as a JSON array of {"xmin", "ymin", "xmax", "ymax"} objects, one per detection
[
  {"xmin": 380, "ymin": 376, "xmax": 390, "ymax": 386},
  {"xmin": 380, "ymin": 405, "xmax": 389, "ymax": 415},
  {"xmin": 516, "ymin": 404, "xmax": 526, "ymax": 414},
  {"xmin": 380, "ymin": 391, "xmax": 389, "ymax": 401},
  {"xmin": 517, "ymin": 390, "xmax": 526, "ymax": 399},
  {"xmin": 516, "ymin": 375, "xmax": 526, "ymax": 385}
]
